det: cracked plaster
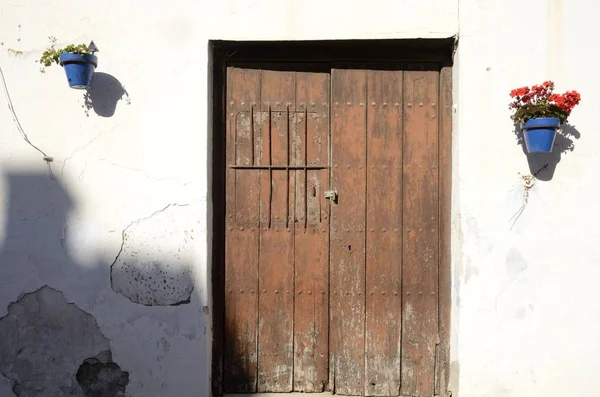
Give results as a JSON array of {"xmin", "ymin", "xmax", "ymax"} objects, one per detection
[
  {"xmin": 0, "ymin": 373, "xmax": 16, "ymax": 397},
  {"xmin": 0, "ymin": 286, "xmax": 128, "ymax": 397},
  {"xmin": 110, "ymin": 204, "xmax": 195, "ymax": 306}
]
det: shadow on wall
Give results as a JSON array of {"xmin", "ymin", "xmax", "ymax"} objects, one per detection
[
  {"xmin": 514, "ymin": 123, "xmax": 581, "ymax": 181},
  {"xmin": 0, "ymin": 172, "xmax": 204, "ymax": 397},
  {"xmin": 83, "ymin": 72, "xmax": 131, "ymax": 117}
]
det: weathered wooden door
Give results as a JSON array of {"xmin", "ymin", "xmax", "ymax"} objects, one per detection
[{"xmin": 223, "ymin": 65, "xmax": 451, "ymax": 397}]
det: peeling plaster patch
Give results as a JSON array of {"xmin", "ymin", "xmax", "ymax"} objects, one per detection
[
  {"xmin": 157, "ymin": 337, "xmax": 171, "ymax": 354},
  {"xmin": 110, "ymin": 204, "xmax": 195, "ymax": 306},
  {"xmin": 0, "ymin": 373, "xmax": 16, "ymax": 397},
  {"xmin": 7, "ymin": 48, "xmax": 26, "ymax": 57},
  {"xmin": 464, "ymin": 216, "xmax": 493, "ymax": 256},
  {"xmin": 76, "ymin": 354, "xmax": 129, "ymax": 397},
  {"xmin": 506, "ymin": 248, "xmax": 528, "ymax": 281},
  {"xmin": 515, "ymin": 307, "xmax": 528, "ymax": 320},
  {"xmin": 0, "ymin": 286, "xmax": 129, "ymax": 397},
  {"xmin": 464, "ymin": 264, "xmax": 479, "ymax": 284},
  {"xmin": 156, "ymin": 336, "xmax": 172, "ymax": 362},
  {"xmin": 516, "ymin": 304, "xmax": 534, "ymax": 320}
]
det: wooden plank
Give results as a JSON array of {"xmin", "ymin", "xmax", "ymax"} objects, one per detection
[
  {"xmin": 330, "ymin": 68, "xmax": 367, "ymax": 396},
  {"xmin": 400, "ymin": 70, "xmax": 440, "ymax": 397},
  {"xmin": 257, "ymin": 70, "xmax": 296, "ymax": 392},
  {"xmin": 293, "ymin": 71, "xmax": 330, "ymax": 392},
  {"xmin": 365, "ymin": 70, "xmax": 403, "ymax": 396},
  {"xmin": 436, "ymin": 66, "xmax": 453, "ymax": 397},
  {"xmin": 224, "ymin": 67, "xmax": 261, "ymax": 393}
]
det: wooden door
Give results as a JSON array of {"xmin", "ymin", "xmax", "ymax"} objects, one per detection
[{"xmin": 222, "ymin": 65, "xmax": 451, "ymax": 397}]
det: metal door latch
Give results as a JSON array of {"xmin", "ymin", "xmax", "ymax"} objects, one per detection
[{"xmin": 324, "ymin": 190, "xmax": 338, "ymax": 203}]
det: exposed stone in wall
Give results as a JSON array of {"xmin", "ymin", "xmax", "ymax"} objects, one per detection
[
  {"xmin": 0, "ymin": 286, "xmax": 129, "ymax": 397},
  {"xmin": 76, "ymin": 353, "xmax": 129, "ymax": 397},
  {"xmin": 0, "ymin": 373, "xmax": 17, "ymax": 397},
  {"xmin": 110, "ymin": 204, "xmax": 195, "ymax": 306}
]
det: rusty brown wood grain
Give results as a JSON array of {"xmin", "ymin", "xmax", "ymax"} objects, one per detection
[
  {"xmin": 436, "ymin": 66, "xmax": 453, "ymax": 397},
  {"xmin": 293, "ymin": 71, "xmax": 330, "ymax": 392},
  {"xmin": 330, "ymin": 68, "xmax": 367, "ymax": 396},
  {"xmin": 224, "ymin": 67, "xmax": 262, "ymax": 393},
  {"xmin": 400, "ymin": 70, "xmax": 440, "ymax": 397},
  {"xmin": 365, "ymin": 70, "xmax": 404, "ymax": 397},
  {"xmin": 257, "ymin": 70, "xmax": 296, "ymax": 392},
  {"xmin": 223, "ymin": 63, "xmax": 452, "ymax": 397}
]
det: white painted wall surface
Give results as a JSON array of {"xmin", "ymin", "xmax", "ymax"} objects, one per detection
[
  {"xmin": 0, "ymin": 0, "xmax": 597, "ymax": 396},
  {"xmin": 455, "ymin": 0, "xmax": 600, "ymax": 396}
]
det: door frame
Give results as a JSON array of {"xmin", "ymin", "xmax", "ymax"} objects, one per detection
[{"xmin": 209, "ymin": 38, "xmax": 455, "ymax": 397}]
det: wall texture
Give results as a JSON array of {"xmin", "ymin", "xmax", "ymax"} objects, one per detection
[
  {"xmin": 0, "ymin": 0, "xmax": 597, "ymax": 396},
  {"xmin": 456, "ymin": 0, "xmax": 600, "ymax": 396}
]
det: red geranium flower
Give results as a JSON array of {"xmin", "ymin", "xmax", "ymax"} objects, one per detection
[{"xmin": 509, "ymin": 81, "xmax": 581, "ymax": 124}]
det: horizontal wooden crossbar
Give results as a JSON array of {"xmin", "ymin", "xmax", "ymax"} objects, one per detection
[{"xmin": 229, "ymin": 165, "xmax": 328, "ymax": 170}]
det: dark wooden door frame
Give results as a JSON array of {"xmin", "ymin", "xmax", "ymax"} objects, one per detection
[{"xmin": 209, "ymin": 38, "xmax": 455, "ymax": 397}]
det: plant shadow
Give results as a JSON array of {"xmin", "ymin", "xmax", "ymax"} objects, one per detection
[
  {"xmin": 513, "ymin": 123, "xmax": 581, "ymax": 181},
  {"xmin": 83, "ymin": 72, "xmax": 131, "ymax": 117}
]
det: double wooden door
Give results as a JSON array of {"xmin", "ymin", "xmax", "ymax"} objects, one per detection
[{"xmin": 222, "ymin": 65, "xmax": 451, "ymax": 397}]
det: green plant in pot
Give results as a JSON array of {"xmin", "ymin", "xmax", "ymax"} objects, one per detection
[{"xmin": 38, "ymin": 37, "xmax": 98, "ymax": 89}]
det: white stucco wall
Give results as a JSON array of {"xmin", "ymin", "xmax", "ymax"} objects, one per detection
[
  {"xmin": 456, "ymin": 0, "xmax": 600, "ymax": 396},
  {"xmin": 0, "ymin": 0, "xmax": 597, "ymax": 396}
]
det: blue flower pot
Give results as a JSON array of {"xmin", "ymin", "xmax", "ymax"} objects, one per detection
[
  {"xmin": 59, "ymin": 53, "xmax": 98, "ymax": 89},
  {"xmin": 522, "ymin": 117, "xmax": 560, "ymax": 153}
]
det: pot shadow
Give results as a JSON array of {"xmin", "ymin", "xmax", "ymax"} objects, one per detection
[
  {"xmin": 83, "ymin": 72, "xmax": 131, "ymax": 117},
  {"xmin": 513, "ymin": 123, "xmax": 581, "ymax": 181}
]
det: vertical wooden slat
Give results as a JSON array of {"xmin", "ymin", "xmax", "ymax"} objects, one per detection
[
  {"xmin": 293, "ymin": 71, "xmax": 330, "ymax": 392},
  {"xmin": 257, "ymin": 70, "xmax": 295, "ymax": 392},
  {"xmin": 224, "ymin": 67, "xmax": 261, "ymax": 393},
  {"xmin": 330, "ymin": 68, "xmax": 367, "ymax": 396},
  {"xmin": 365, "ymin": 70, "xmax": 403, "ymax": 396},
  {"xmin": 437, "ymin": 66, "xmax": 453, "ymax": 397},
  {"xmin": 400, "ymin": 69, "xmax": 440, "ymax": 397}
]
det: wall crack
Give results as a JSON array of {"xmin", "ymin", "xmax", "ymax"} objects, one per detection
[
  {"xmin": 97, "ymin": 159, "xmax": 195, "ymax": 185},
  {"xmin": 110, "ymin": 203, "xmax": 190, "ymax": 270},
  {"xmin": 110, "ymin": 203, "xmax": 195, "ymax": 306},
  {"xmin": 61, "ymin": 129, "xmax": 112, "ymax": 178}
]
